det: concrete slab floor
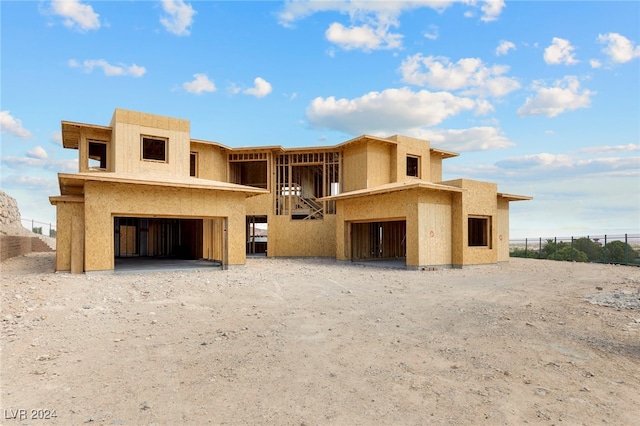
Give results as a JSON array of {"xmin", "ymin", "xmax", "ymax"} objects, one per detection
[{"xmin": 114, "ymin": 257, "xmax": 222, "ymax": 274}]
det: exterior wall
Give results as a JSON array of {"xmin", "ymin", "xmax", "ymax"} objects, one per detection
[
  {"xmin": 342, "ymin": 142, "xmax": 368, "ymax": 192},
  {"xmin": 54, "ymin": 199, "xmax": 84, "ymax": 272},
  {"xmin": 268, "ymin": 215, "xmax": 336, "ymax": 257},
  {"xmin": 497, "ymin": 197, "xmax": 510, "ymax": 262},
  {"xmin": 386, "ymin": 135, "xmax": 432, "ymax": 183},
  {"xmin": 429, "ymin": 155, "xmax": 443, "ymax": 183},
  {"xmin": 416, "ymin": 191, "xmax": 453, "ymax": 267},
  {"xmin": 83, "ymin": 181, "xmax": 247, "ymax": 271},
  {"xmin": 335, "ymin": 191, "xmax": 411, "ymax": 262},
  {"xmin": 0, "ymin": 236, "xmax": 53, "ymax": 262},
  {"xmin": 110, "ymin": 109, "xmax": 191, "ymax": 177},
  {"xmin": 190, "ymin": 141, "xmax": 228, "ymax": 181},
  {"xmin": 366, "ymin": 143, "xmax": 392, "ymax": 188},
  {"xmin": 444, "ymin": 179, "xmax": 499, "ymax": 266}
]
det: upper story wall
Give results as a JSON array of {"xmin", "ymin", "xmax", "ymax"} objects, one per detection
[
  {"xmin": 190, "ymin": 140, "xmax": 228, "ymax": 181},
  {"xmin": 386, "ymin": 135, "xmax": 432, "ymax": 183},
  {"xmin": 110, "ymin": 109, "xmax": 191, "ymax": 177}
]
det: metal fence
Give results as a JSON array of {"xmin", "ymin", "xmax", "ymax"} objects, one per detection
[
  {"xmin": 21, "ymin": 219, "xmax": 56, "ymax": 238},
  {"xmin": 510, "ymin": 234, "xmax": 640, "ymax": 266}
]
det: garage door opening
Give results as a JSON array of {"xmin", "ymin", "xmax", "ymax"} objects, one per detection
[
  {"xmin": 351, "ymin": 220, "xmax": 406, "ymax": 262},
  {"xmin": 114, "ymin": 217, "xmax": 225, "ymax": 271}
]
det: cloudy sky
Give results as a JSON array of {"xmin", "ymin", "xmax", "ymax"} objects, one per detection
[{"xmin": 1, "ymin": 0, "xmax": 639, "ymax": 238}]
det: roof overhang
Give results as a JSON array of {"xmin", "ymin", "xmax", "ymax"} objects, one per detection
[
  {"xmin": 320, "ymin": 179, "xmax": 463, "ymax": 202},
  {"xmin": 56, "ymin": 172, "xmax": 268, "ymax": 197},
  {"xmin": 498, "ymin": 192, "xmax": 533, "ymax": 201},
  {"xmin": 430, "ymin": 148, "xmax": 459, "ymax": 159},
  {"xmin": 61, "ymin": 121, "xmax": 112, "ymax": 149}
]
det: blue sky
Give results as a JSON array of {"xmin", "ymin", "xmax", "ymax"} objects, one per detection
[{"xmin": 1, "ymin": 0, "xmax": 639, "ymax": 238}]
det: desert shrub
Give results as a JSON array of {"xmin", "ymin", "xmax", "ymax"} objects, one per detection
[
  {"xmin": 547, "ymin": 245, "xmax": 588, "ymax": 262},
  {"xmin": 572, "ymin": 237, "xmax": 603, "ymax": 262},
  {"xmin": 603, "ymin": 240, "xmax": 637, "ymax": 264}
]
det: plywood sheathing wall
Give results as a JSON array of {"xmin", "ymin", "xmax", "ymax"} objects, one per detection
[
  {"xmin": 82, "ymin": 181, "xmax": 247, "ymax": 271},
  {"xmin": 444, "ymin": 179, "xmax": 499, "ymax": 266},
  {"xmin": 190, "ymin": 142, "xmax": 228, "ymax": 181},
  {"xmin": 497, "ymin": 197, "xmax": 510, "ymax": 262},
  {"xmin": 53, "ymin": 199, "xmax": 84, "ymax": 272},
  {"xmin": 267, "ymin": 215, "xmax": 337, "ymax": 257}
]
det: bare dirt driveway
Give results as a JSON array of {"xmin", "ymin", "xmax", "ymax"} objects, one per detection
[{"xmin": 1, "ymin": 253, "xmax": 639, "ymax": 425}]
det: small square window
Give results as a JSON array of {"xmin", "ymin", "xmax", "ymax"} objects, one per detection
[
  {"xmin": 406, "ymin": 155, "xmax": 419, "ymax": 177},
  {"xmin": 142, "ymin": 137, "xmax": 167, "ymax": 162},
  {"xmin": 190, "ymin": 152, "xmax": 198, "ymax": 177},
  {"xmin": 468, "ymin": 216, "xmax": 491, "ymax": 247}
]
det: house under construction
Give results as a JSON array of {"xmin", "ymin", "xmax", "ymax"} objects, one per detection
[{"xmin": 50, "ymin": 108, "xmax": 530, "ymax": 273}]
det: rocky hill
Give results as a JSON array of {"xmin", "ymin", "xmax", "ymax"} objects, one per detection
[{"xmin": 0, "ymin": 189, "xmax": 55, "ymax": 249}]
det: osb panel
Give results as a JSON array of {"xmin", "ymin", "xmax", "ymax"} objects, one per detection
[
  {"xmin": 386, "ymin": 135, "xmax": 432, "ymax": 183},
  {"xmin": 497, "ymin": 197, "xmax": 510, "ymax": 262},
  {"xmin": 342, "ymin": 143, "xmax": 368, "ymax": 192},
  {"xmin": 245, "ymin": 193, "xmax": 272, "ymax": 215},
  {"xmin": 429, "ymin": 156, "xmax": 443, "ymax": 183},
  {"xmin": 112, "ymin": 108, "xmax": 189, "ymax": 133},
  {"xmin": 112, "ymin": 122, "xmax": 191, "ymax": 177},
  {"xmin": 54, "ymin": 201, "xmax": 84, "ymax": 272},
  {"xmin": 416, "ymin": 192, "xmax": 453, "ymax": 267},
  {"xmin": 83, "ymin": 181, "xmax": 247, "ymax": 271},
  {"xmin": 444, "ymin": 179, "xmax": 499, "ymax": 265},
  {"xmin": 366, "ymin": 143, "xmax": 392, "ymax": 188},
  {"xmin": 268, "ymin": 215, "xmax": 336, "ymax": 257},
  {"xmin": 190, "ymin": 142, "xmax": 227, "ymax": 181}
]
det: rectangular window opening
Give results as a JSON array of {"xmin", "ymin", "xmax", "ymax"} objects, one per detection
[
  {"xmin": 142, "ymin": 136, "xmax": 167, "ymax": 162},
  {"xmin": 468, "ymin": 216, "xmax": 491, "ymax": 247},
  {"xmin": 190, "ymin": 152, "xmax": 198, "ymax": 177},
  {"xmin": 88, "ymin": 141, "xmax": 107, "ymax": 170},
  {"xmin": 406, "ymin": 155, "xmax": 419, "ymax": 177}
]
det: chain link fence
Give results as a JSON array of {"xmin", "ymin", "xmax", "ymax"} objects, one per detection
[
  {"xmin": 21, "ymin": 219, "xmax": 56, "ymax": 238},
  {"xmin": 510, "ymin": 234, "xmax": 640, "ymax": 266}
]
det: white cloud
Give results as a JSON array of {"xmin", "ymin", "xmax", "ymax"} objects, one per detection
[
  {"xmin": 69, "ymin": 59, "xmax": 146, "ymax": 77},
  {"xmin": 399, "ymin": 54, "xmax": 520, "ymax": 97},
  {"xmin": 183, "ymin": 73, "xmax": 216, "ymax": 95},
  {"xmin": 1, "ymin": 156, "xmax": 78, "ymax": 172},
  {"xmin": 51, "ymin": 0, "xmax": 100, "ymax": 31},
  {"xmin": 306, "ymin": 87, "xmax": 478, "ymax": 135},
  {"xmin": 579, "ymin": 144, "xmax": 640, "ymax": 154},
  {"xmin": 544, "ymin": 37, "xmax": 578, "ymax": 65},
  {"xmin": 480, "ymin": 0, "xmax": 505, "ymax": 22},
  {"xmin": 1, "ymin": 175, "xmax": 58, "ymax": 190},
  {"xmin": 517, "ymin": 76, "xmax": 594, "ymax": 118},
  {"xmin": 597, "ymin": 32, "xmax": 640, "ymax": 64},
  {"xmin": 243, "ymin": 77, "xmax": 272, "ymax": 98},
  {"xmin": 423, "ymin": 25, "xmax": 438, "ymax": 40},
  {"xmin": 50, "ymin": 131, "xmax": 63, "ymax": 145},
  {"xmin": 0, "ymin": 111, "xmax": 33, "ymax": 140},
  {"xmin": 413, "ymin": 126, "xmax": 515, "ymax": 152},
  {"xmin": 589, "ymin": 59, "xmax": 602, "ymax": 69},
  {"xmin": 27, "ymin": 146, "xmax": 48, "ymax": 160},
  {"xmin": 160, "ymin": 0, "xmax": 196, "ymax": 36},
  {"xmin": 325, "ymin": 21, "xmax": 402, "ymax": 51},
  {"xmin": 495, "ymin": 40, "xmax": 515, "ymax": 56}
]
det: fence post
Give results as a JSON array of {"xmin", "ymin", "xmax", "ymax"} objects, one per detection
[
  {"xmin": 604, "ymin": 235, "xmax": 607, "ymax": 263},
  {"xmin": 554, "ymin": 237, "xmax": 557, "ymax": 260},
  {"xmin": 525, "ymin": 238, "xmax": 528, "ymax": 257},
  {"xmin": 587, "ymin": 235, "xmax": 590, "ymax": 261},
  {"xmin": 539, "ymin": 238, "xmax": 542, "ymax": 259},
  {"xmin": 571, "ymin": 236, "xmax": 574, "ymax": 261},
  {"xmin": 625, "ymin": 234, "xmax": 628, "ymax": 264}
]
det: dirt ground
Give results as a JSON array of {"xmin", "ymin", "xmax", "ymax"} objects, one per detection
[{"xmin": 1, "ymin": 253, "xmax": 639, "ymax": 425}]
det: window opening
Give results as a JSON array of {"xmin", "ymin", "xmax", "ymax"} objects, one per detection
[
  {"xmin": 190, "ymin": 152, "xmax": 198, "ymax": 177},
  {"xmin": 142, "ymin": 137, "xmax": 167, "ymax": 162},
  {"xmin": 88, "ymin": 141, "xmax": 107, "ymax": 170},
  {"xmin": 406, "ymin": 155, "xmax": 419, "ymax": 177},
  {"xmin": 468, "ymin": 216, "xmax": 491, "ymax": 247}
]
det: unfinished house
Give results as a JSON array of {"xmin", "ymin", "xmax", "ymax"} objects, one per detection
[{"xmin": 50, "ymin": 108, "xmax": 530, "ymax": 273}]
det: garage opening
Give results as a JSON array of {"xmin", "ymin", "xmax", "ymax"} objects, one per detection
[
  {"xmin": 351, "ymin": 220, "xmax": 407, "ymax": 261},
  {"xmin": 246, "ymin": 215, "xmax": 268, "ymax": 256},
  {"xmin": 115, "ymin": 217, "xmax": 203, "ymax": 259},
  {"xmin": 114, "ymin": 217, "xmax": 226, "ymax": 270}
]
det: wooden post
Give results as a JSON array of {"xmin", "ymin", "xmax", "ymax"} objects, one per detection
[{"xmin": 71, "ymin": 215, "xmax": 84, "ymax": 274}]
